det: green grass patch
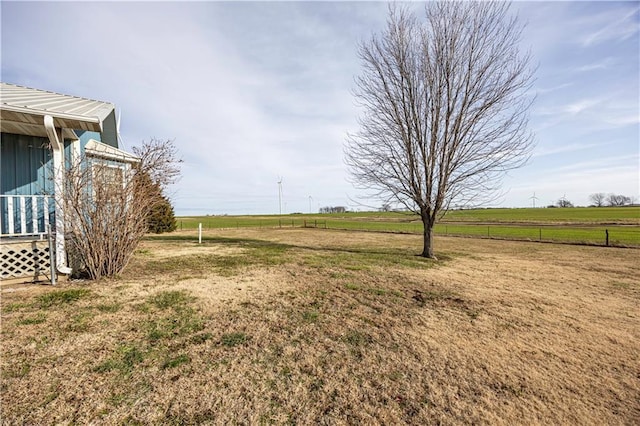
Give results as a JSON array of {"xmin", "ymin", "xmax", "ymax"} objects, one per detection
[
  {"xmin": 37, "ymin": 288, "xmax": 91, "ymax": 308},
  {"xmin": 138, "ymin": 240, "xmax": 289, "ymax": 277},
  {"xmin": 161, "ymin": 354, "xmax": 190, "ymax": 369},
  {"xmin": 221, "ymin": 332, "xmax": 249, "ymax": 347},
  {"xmin": 66, "ymin": 311, "xmax": 95, "ymax": 332},
  {"xmin": 95, "ymin": 303, "xmax": 122, "ymax": 313},
  {"xmin": 3, "ymin": 362, "xmax": 31, "ymax": 379},
  {"xmin": 149, "ymin": 290, "xmax": 194, "ymax": 311},
  {"xmin": 3, "ymin": 302, "xmax": 28, "ymax": 313},
  {"xmin": 343, "ymin": 329, "xmax": 373, "ymax": 347},
  {"xmin": 146, "ymin": 309, "xmax": 204, "ymax": 343},
  {"xmin": 17, "ymin": 313, "xmax": 46, "ymax": 325},
  {"xmin": 302, "ymin": 310, "xmax": 319, "ymax": 323},
  {"xmin": 94, "ymin": 344, "xmax": 145, "ymax": 374},
  {"xmin": 367, "ymin": 288, "xmax": 387, "ymax": 296},
  {"xmin": 345, "ymin": 283, "xmax": 361, "ymax": 291}
]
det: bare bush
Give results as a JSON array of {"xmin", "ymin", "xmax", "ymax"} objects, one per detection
[
  {"xmin": 345, "ymin": 2, "xmax": 534, "ymax": 258},
  {"xmin": 61, "ymin": 138, "xmax": 180, "ymax": 279}
]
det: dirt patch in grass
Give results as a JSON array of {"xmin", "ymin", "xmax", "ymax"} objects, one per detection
[{"xmin": 1, "ymin": 228, "xmax": 638, "ymax": 424}]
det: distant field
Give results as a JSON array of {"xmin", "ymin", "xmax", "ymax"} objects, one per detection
[
  {"xmin": 441, "ymin": 206, "xmax": 640, "ymax": 223},
  {"xmin": 176, "ymin": 207, "xmax": 640, "ymax": 247}
]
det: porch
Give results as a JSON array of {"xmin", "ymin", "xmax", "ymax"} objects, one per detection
[{"xmin": 1, "ymin": 194, "xmax": 56, "ymax": 283}]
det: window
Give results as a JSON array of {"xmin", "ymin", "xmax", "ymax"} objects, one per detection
[{"xmin": 90, "ymin": 160, "xmax": 126, "ymax": 202}]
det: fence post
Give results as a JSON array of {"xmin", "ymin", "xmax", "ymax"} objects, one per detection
[
  {"xmin": 180, "ymin": 221, "xmax": 183, "ymax": 231},
  {"xmin": 47, "ymin": 222, "xmax": 56, "ymax": 285},
  {"xmin": 539, "ymin": 228, "xmax": 542, "ymax": 242},
  {"xmin": 605, "ymin": 229, "xmax": 609, "ymax": 247},
  {"xmin": 279, "ymin": 219, "xmax": 282, "ymax": 228},
  {"xmin": 488, "ymin": 226, "xmax": 490, "ymax": 237},
  {"xmin": 198, "ymin": 223, "xmax": 202, "ymax": 244}
]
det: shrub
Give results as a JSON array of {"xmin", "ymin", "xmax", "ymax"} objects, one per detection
[{"xmin": 147, "ymin": 194, "xmax": 177, "ymax": 234}]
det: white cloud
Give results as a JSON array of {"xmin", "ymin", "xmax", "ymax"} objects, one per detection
[
  {"xmin": 574, "ymin": 57, "xmax": 615, "ymax": 72},
  {"xmin": 580, "ymin": 5, "xmax": 640, "ymax": 47}
]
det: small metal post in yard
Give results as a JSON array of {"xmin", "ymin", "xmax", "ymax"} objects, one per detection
[
  {"xmin": 279, "ymin": 219, "xmax": 282, "ymax": 228},
  {"xmin": 198, "ymin": 223, "xmax": 202, "ymax": 244},
  {"xmin": 539, "ymin": 228, "xmax": 542, "ymax": 242},
  {"xmin": 488, "ymin": 226, "xmax": 490, "ymax": 237},
  {"xmin": 605, "ymin": 229, "xmax": 609, "ymax": 247},
  {"xmin": 180, "ymin": 221, "xmax": 183, "ymax": 231},
  {"xmin": 47, "ymin": 223, "xmax": 56, "ymax": 285},
  {"xmin": 315, "ymin": 219, "xmax": 317, "ymax": 228}
]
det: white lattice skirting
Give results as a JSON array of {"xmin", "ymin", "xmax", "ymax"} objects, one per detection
[{"xmin": 0, "ymin": 240, "xmax": 51, "ymax": 281}]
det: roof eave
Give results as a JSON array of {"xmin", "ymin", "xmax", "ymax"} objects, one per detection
[{"xmin": 1, "ymin": 104, "xmax": 104, "ymax": 132}]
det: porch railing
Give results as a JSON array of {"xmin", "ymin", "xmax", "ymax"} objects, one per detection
[{"xmin": 0, "ymin": 195, "xmax": 54, "ymax": 237}]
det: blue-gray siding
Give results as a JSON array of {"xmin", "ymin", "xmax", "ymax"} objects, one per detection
[
  {"xmin": 1, "ymin": 133, "xmax": 53, "ymax": 196},
  {"xmin": 1, "ymin": 133, "xmax": 55, "ymax": 234}
]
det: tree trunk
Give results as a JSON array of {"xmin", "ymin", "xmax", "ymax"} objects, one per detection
[{"xmin": 421, "ymin": 214, "xmax": 436, "ymax": 259}]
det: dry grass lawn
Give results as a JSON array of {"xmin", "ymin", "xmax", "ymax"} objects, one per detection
[{"xmin": 1, "ymin": 228, "xmax": 639, "ymax": 424}]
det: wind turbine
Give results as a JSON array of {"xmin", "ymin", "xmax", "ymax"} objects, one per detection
[
  {"xmin": 529, "ymin": 192, "xmax": 539, "ymax": 208},
  {"xmin": 309, "ymin": 195, "xmax": 313, "ymax": 214}
]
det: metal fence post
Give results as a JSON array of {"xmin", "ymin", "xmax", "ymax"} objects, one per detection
[{"xmin": 47, "ymin": 223, "xmax": 56, "ymax": 285}]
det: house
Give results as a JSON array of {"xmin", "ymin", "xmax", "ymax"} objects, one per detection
[{"xmin": 0, "ymin": 82, "xmax": 138, "ymax": 283}]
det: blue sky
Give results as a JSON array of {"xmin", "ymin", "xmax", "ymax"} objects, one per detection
[{"xmin": 2, "ymin": 1, "xmax": 638, "ymax": 215}]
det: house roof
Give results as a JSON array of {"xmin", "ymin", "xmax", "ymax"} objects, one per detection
[
  {"xmin": 85, "ymin": 139, "xmax": 140, "ymax": 164},
  {"xmin": 0, "ymin": 82, "xmax": 115, "ymax": 138}
]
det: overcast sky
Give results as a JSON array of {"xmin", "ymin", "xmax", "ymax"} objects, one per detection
[{"xmin": 2, "ymin": 1, "xmax": 638, "ymax": 215}]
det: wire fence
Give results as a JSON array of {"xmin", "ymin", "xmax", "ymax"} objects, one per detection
[{"xmin": 176, "ymin": 218, "xmax": 640, "ymax": 248}]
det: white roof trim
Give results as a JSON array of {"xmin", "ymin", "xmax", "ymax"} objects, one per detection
[
  {"xmin": 0, "ymin": 82, "xmax": 114, "ymax": 127},
  {"xmin": 85, "ymin": 139, "xmax": 140, "ymax": 164}
]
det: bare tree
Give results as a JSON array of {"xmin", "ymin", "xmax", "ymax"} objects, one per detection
[
  {"xmin": 61, "ymin": 138, "xmax": 180, "ymax": 279},
  {"xmin": 607, "ymin": 193, "xmax": 631, "ymax": 206},
  {"xmin": 345, "ymin": 2, "xmax": 534, "ymax": 258},
  {"xmin": 589, "ymin": 192, "xmax": 607, "ymax": 207},
  {"xmin": 555, "ymin": 197, "xmax": 574, "ymax": 208}
]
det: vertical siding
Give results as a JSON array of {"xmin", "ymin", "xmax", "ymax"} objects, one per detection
[
  {"xmin": 75, "ymin": 130, "xmax": 102, "ymax": 147},
  {"xmin": 1, "ymin": 132, "xmax": 53, "ymax": 196},
  {"xmin": 1, "ymin": 132, "xmax": 54, "ymax": 234}
]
